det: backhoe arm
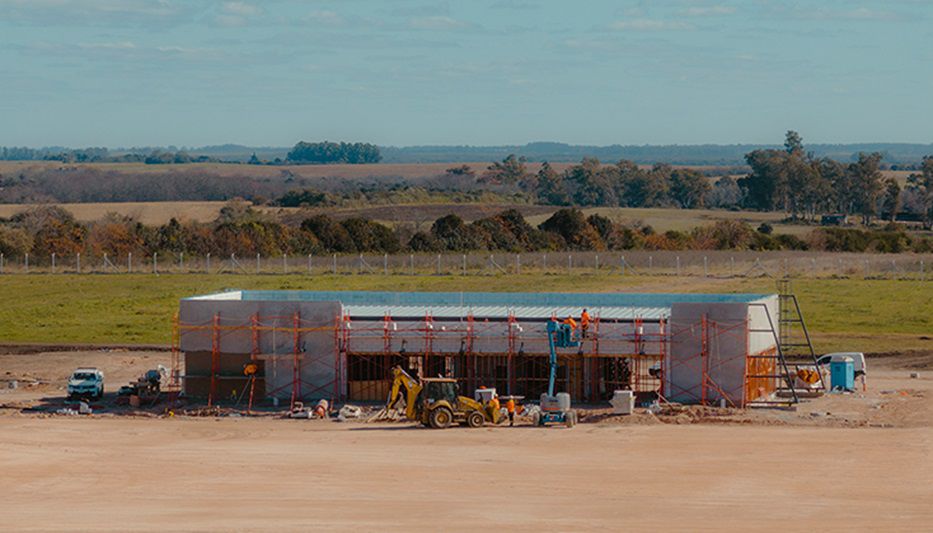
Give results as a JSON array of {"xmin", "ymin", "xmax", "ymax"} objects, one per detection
[{"xmin": 387, "ymin": 366, "xmax": 422, "ymax": 420}]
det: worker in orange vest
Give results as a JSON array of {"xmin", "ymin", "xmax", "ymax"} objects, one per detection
[
  {"xmin": 505, "ymin": 397, "xmax": 516, "ymax": 426},
  {"xmin": 580, "ymin": 308, "xmax": 591, "ymax": 339}
]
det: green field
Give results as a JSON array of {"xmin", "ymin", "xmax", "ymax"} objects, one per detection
[{"xmin": 0, "ymin": 274, "xmax": 929, "ymax": 354}]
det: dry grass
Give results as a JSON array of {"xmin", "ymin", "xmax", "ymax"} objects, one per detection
[{"xmin": 0, "ymin": 201, "xmax": 229, "ymax": 224}]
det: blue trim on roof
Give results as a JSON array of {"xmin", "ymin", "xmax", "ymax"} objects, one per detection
[{"xmin": 224, "ymin": 290, "xmax": 770, "ymax": 307}]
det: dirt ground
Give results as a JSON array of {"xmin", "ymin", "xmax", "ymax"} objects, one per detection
[{"xmin": 2, "ymin": 349, "xmax": 933, "ymax": 531}]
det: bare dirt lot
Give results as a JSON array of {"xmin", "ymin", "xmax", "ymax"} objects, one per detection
[{"xmin": 2, "ymin": 349, "xmax": 933, "ymax": 531}]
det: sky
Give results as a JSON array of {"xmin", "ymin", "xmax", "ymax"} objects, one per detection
[{"xmin": 1, "ymin": 0, "xmax": 931, "ymax": 148}]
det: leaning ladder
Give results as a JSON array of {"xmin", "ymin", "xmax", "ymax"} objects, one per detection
[
  {"xmin": 747, "ymin": 302, "xmax": 799, "ymax": 407},
  {"xmin": 777, "ymin": 279, "xmax": 825, "ymax": 390}
]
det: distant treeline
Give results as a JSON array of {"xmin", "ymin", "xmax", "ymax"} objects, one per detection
[
  {"xmin": 282, "ymin": 133, "xmax": 933, "ymax": 228},
  {"xmin": 5, "ymin": 138, "xmax": 933, "ymax": 166},
  {"xmin": 0, "ymin": 141, "xmax": 382, "ymax": 166},
  {"xmin": 1, "ymin": 203, "xmax": 929, "ymax": 262}
]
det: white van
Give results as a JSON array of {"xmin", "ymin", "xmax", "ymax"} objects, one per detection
[{"xmin": 815, "ymin": 352, "xmax": 867, "ymax": 378}]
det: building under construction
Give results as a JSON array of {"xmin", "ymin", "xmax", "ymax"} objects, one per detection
[{"xmin": 173, "ymin": 290, "xmax": 785, "ymax": 408}]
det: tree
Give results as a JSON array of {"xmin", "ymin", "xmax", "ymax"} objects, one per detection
[
  {"xmin": 784, "ymin": 130, "xmax": 804, "ymax": 155},
  {"xmin": 430, "ymin": 214, "xmax": 483, "ymax": 251},
  {"xmin": 300, "ymin": 214, "xmax": 356, "ymax": 252},
  {"xmin": 479, "ymin": 154, "xmax": 530, "ymax": 186},
  {"xmin": 445, "ymin": 164, "xmax": 475, "ymax": 178},
  {"xmin": 739, "ymin": 149, "xmax": 788, "ymax": 210},
  {"xmin": 340, "ymin": 218, "xmax": 400, "ymax": 253},
  {"xmin": 820, "ymin": 158, "xmax": 849, "ymax": 214},
  {"xmin": 535, "ymin": 162, "xmax": 570, "ymax": 205},
  {"xmin": 669, "ymin": 168, "xmax": 711, "ymax": 209},
  {"xmin": 538, "ymin": 208, "xmax": 604, "ymax": 250},
  {"xmin": 276, "ymin": 189, "xmax": 334, "ymax": 207},
  {"xmin": 624, "ymin": 163, "xmax": 670, "ymax": 207},
  {"xmin": 881, "ymin": 177, "xmax": 901, "ymax": 222},
  {"xmin": 286, "ymin": 141, "xmax": 381, "ymax": 164},
  {"xmin": 847, "ymin": 152, "xmax": 885, "ymax": 224},
  {"xmin": 566, "ymin": 158, "xmax": 618, "ymax": 207},
  {"xmin": 705, "ymin": 176, "xmax": 743, "ymax": 208},
  {"xmin": 906, "ymin": 156, "xmax": 933, "ymax": 228},
  {"xmin": 407, "ymin": 231, "xmax": 441, "ymax": 252}
]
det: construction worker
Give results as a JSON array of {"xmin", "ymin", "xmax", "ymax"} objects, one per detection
[
  {"xmin": 505, "ymin": 397, "xmax": 516, "ymax": 426},
  {"xmin": 580, "ymin": 308, "xmax": 591, "ymax": 339},
  {"xmin": 563, "ymin": 315, "xmax": 577, "ymax": 330}
]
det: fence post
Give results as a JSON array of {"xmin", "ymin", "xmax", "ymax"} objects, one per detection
[
  {"xmin": 128, "ymin": 252, "xmax": 132, "ymax": 273},
  {"xmin": 309, "ymin": 254, "xmax": 314, "ymax": 275},
  {"xmin": 384, "ymin": 253, "xmax": 388, "ymax": 276},
  {"xmin": 153, "ymin": 252, "xmax": 158, "ymax": 275},
  {"xmin": 436, "ymin": 254, "xmax": 441, "ymax": 275},
  {"xmin": 703, "ymin": 256, "xmax": 708, "ymax": 277},
  {"xmin": 462, "ymin": 254, "xmax": 467, "ymax": 276},
  {"xmin": 595, "ymin": 254, "xmax": 599, "ymax": 273},
  {"xmin": 283, "ymin": 253, "xmax": 288, "ymax": 274},
  {"xmin": 0, "ymin": 253, "xmax": 4, "ymax": 274},
  {"xmin": 51, "ymin": 252, "xmax": 56, "ymax": 274},
  {"xmin": 648, "ymin": 255, "xmax": 653, "ymax": 272},
  {"xmin": 25, "ymin": 253, "xmax": 29, "ymax": 273},
  {"xmin": 76, "ymin": 253, "xmax": 81, "ymax": 274},
  {"xmin": 675, "ymin": 256, "xmax": 680, "ymax": 276},
  {"xmin": 620, "ymin": 255, "xmax": 625, "ymax": 277},
  {"xmin": 206, "ymin": 253, "xmax": 211, "ymax": 273},
  {"xmin": 410, "ymin": 254, "xmax": 414, "ymax": 276},
  {"xmin": 730, "ymin": 256, "xmax": 734, "ymax": 278},
  {"xmin": 179, "ymin": 252, "xmax": 184, "ymax": 272},
  {"xmin": 921, "ymin": 259, "xmax": 925, "ymax": 281},
  {"xmin": 542, "ymin": 253, "xmax": 547, "ymax": 272},
  {"xmin": 333, "ymin": 254, "xmax": 337, "ymax": 275},
  {"xmin": 568, "ymin": 254, "xmax": 572, "ymax": 272},
  {"xmin": 516, "ymin": 254, "xmax": 521, "ymax": 275},
  {"xmin": 256, "ymin": 253, "xmax": 260, "ymax": 274}
]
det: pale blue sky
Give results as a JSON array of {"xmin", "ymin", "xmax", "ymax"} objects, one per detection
[{"xmin": 1, "ymin": 0, "xmax": 931, "ymax": 147}]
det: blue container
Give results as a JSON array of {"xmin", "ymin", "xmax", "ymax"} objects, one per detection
[{"xmin": 830, "ymin": 357, "xmax": 855, "ymax": 390}]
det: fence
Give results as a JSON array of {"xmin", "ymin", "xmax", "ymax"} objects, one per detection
[{"xmin": 0, "ymin": 250, "xmax": 930, "ymax": 280}]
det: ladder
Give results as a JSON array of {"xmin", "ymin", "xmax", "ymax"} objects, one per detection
[
  {"xmin": 746, "ymin": 302, "xmax": 798, "ymax": 407},
  {"xmin": 777, "ymin": 279, "xmax": 825, "ymax": 390}
]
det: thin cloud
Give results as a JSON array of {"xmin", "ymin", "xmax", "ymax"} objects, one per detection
[
  {"xmin": 78, "ymin": 41, "xmax": 137, "ymax": 50},
  {"xmin": 306, "ymin": 10, "xmax": 343, "ymax": 25},
  {"xmin": 610, "ymin": 19, "xmax": 693, "ymax": 31},
  {"xmin": 787, "ymin": 6, "xmax": 902, "ymax": 22},
  {"xmin": 681, "ymin": 6, "xmax": 736, "ymax": 17},
  {"xmin": 222, "ymin": 2, "xmax": 261, "ymax": 17},
  {"xmin": 409, "ymin": 16, "xmax": 468, "ymax": 30}
]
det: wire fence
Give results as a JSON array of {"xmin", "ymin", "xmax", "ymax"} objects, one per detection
[{"xmin": 0, "ymin": 250, "xmax": 930, "ymax": 280}]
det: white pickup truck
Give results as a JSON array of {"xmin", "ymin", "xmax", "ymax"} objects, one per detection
[{"xmin": 67, "ymin": 368, "xmax": 104, "ymax": 401}]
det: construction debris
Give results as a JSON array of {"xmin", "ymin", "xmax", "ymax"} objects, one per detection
[{"xmin": 337, "ymin": 405, "xmax": 362, "ymax": 421}]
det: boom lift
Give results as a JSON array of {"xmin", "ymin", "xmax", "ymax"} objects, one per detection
[
  {"xmin": 532, "ymin": 319, "xmax": 578, "ymax": 428},
  {"xmin": 386, "ymin": 366, "xmax": 500, "ymax": 429}
]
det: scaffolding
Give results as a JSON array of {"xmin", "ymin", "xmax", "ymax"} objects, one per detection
[
  {"xmin": 342, "ymin": 313, "xmax": 667, "ymax": 403},
  {"xmin": 171, "ymin": 312, "xmax": 340, "ymax": 410}
]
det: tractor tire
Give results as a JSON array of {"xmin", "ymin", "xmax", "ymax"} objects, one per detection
[
  {"xmin": 466, "ymin": 410, "xmax": 485, "ymax": 428},
  {"xmin": 429, "ymin": 407, "xmax": 453, "ymax": 429}
]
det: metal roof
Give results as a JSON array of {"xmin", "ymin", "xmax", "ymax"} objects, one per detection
[
  {"xmin": 187, "ymin": 290, "xmax": 773, "ymax": 321},
  {"xmin": 342, "ymin": 304, "xmax": 669, "ymax": 321}
]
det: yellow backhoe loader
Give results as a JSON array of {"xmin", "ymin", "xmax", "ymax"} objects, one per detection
[{"xmin": 386, "ymin": 366, "xmax": 500, "ymax": 429}]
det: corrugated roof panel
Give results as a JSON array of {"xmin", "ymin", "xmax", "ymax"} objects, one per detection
[{"xmin": 342, "ymin": 304, "xmax": 669, "ymax": 321}]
